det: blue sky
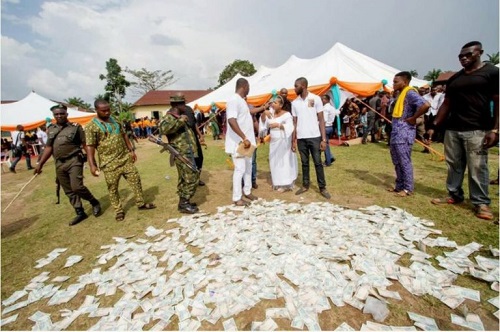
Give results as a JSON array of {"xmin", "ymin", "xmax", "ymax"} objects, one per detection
[{"xmin": 1, "ymin": 0, "xmax": 498, "ymax": 103}]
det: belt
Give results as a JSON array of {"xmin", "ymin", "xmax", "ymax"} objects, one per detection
[{"xmin": 57, "ymin": 153, "xmax": 79, "ymax": 163}]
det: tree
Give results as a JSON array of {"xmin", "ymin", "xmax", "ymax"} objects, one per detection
[
  {"xmin": 65, "ymin": 97, "xmax": 92, "ymax": 110},
  {"xmin": 486, "ymin": 52, "xmax": 499, "ymax": 65},
  {"xmin": 423, "ymin": 68, "xmax": 442, "ymax": 82},
  {"xmin": 99, "ymin": 58, "xmax": 130, "ymax": 113},
  {"xmin": 216, "ymin": 59, "xmax": 256, "ymax": 88},
  {"xmin": 409, "ymin": 70, "xmax": 418, "ymax": 78},
  {"xmin": 124, "ymin": 67, "xmax": 177, "ymax": 96}
]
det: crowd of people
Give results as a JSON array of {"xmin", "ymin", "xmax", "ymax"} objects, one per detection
[{"xmin": 4, "ymin": 40, "xmax": 498, "ymax": 224}]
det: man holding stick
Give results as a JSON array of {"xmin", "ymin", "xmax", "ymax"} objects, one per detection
[{"xmin": 34, "ymin": 104, "xmax": 101, "ymax": 226}]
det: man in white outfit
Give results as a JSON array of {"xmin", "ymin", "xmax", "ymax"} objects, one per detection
[{"xmin": 225, "ymin": 78, "xmax": 266, "ymax": 206}]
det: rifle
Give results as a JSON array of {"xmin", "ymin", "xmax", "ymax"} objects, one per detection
[
  {"xmin": 55, "ymin": 177, "xmax": 61, "ymax": 204},
  {"xmin": 148, "ymin": 135, "xmax": 199, "ymax": 173}
]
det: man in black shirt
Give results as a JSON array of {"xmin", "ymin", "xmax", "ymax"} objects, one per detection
[
  {"xmin": 280, "ymin": 88, "xmax": 292, "ymax": 113},
  {"xmin": 432, "ymin": 41, "xmax": 499, "ymax": 221}
]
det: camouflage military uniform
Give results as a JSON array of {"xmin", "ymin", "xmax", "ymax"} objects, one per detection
[
  {"xmin": 160, "ymin": 113, "xmax": 200, "ymax": 200},
  {"xmin": 85, "ymin": 117, "xmax": 145, "ymax": 214},
  {"xmin": 47, "ymin": 122, "xmax": 98, "ymax": 209}
]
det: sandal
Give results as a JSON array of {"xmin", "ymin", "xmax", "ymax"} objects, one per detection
[
  {"xmin": 490, "ymin": 178, "xmax": 499, "ymax": 185},
  {"xmin": 234, "ymin": 199, "xmax": 249, "ymax": 207},
  {"xmin": 138, "ymin": 203, "xmax": 156, "ymax": 210},
  {"xmin": 395, "ymin": 190, "xmax": 412, "ymax": 197},
  {"xmin": 115, "ymin": 212, "xmax": 125, "ymax": 222},
  {"xmin": 474, "ymin": 204, "xmax": 493, "ymax": 221},
  {"xmin": 431, "ymin": 197, "xmax": 462, "ymax": 205},
  {"xmin": 386, "ymin": 188, "xmax": 401, "ymax": 193}
]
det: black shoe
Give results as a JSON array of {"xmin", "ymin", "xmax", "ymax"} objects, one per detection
[
  {"xmin": 421, "ymin": 149, "xmax": 430, "ymax": 154},
  {"xmin": 198, "ymin": 180, "xmax": 206, "ymax": 186},
  {"xmin": 91, "ymin": 201, "xmax": 102, "ymax": 217},
  {"xmin": 9, "ymin": 167, "xmax": 16, "ymax": 173},
  {"xmin": 70, "ymin": 208, "xmax": 88, "ymax": 226},
  {"xmin": 295, "ymin": 187, "xmax": 309, "ymax": 195},
  {"xmin": 27, "ymin": 167, "xmax": 34, "ymax": 170},
  {"xmin": 252, "ymin": 182, "xmax": 258, "ymax": 189},
  {"xmin": 178, "ymin": 198, "xmax": 199, "ymax": 214}
]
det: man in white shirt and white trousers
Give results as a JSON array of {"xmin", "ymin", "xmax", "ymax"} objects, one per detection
[{"xmin": 225, "ymin": 78, "xmax": 266, "ymax": 206}]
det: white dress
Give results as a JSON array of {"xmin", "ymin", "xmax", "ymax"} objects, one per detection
[{"xmin": 260, "ymin": 111, "xmax": 298, "ymax": 189}]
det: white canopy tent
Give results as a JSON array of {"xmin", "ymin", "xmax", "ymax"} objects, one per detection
[
  {"xmin": 189, "ymin": 42, "xmax": 429, "ymax": 111},
  {"xmin": 1, "ymin": 91, "xmax": 96, "ymax": 131}
]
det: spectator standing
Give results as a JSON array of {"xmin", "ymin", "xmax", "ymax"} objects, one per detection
[
  {"xmin": 36, "ymin": 125, "xmax": 48, "ymax": 164},
  {"xmin": 9, "ymin": 124, "xmax": 33, "ymax": 173},
  {"xmin": 389, "ymin": 72, "xmax": 430, "ymax": 197},
  {"xmin": 225, "ymin": 78, "xmax": 259, "ymax": 206},
  {"xmin": 431, "ymin": 41, "xmax": 499, "ymax": 221},
  {"xmin": 292, "ymin": 77, "xmax": 331, "ymax": 199},
  {"xmin": 321, "ymin": 95, "xmax": 336, "ymax": 166},
  {"xmin": 280, "ymin": 88, "xmax": 292, "ymax": 113}
]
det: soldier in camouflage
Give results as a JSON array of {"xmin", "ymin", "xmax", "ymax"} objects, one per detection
[
  {"xmin": 160, "ymin": 96, "xmax": 200, "ymax": 214},
  {"xmin": 86, "ymin": 99, "xmax": 156, "ymax": 222},
  {"xmin": 34, "ymin": 104, "xmax": 101, "ymax": 226}
]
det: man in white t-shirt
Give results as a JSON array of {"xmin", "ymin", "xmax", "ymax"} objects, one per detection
[
  {"xmin": 36, "ymin": 125, "xmax": 48, "ymax": 163},
  {"xmin": 291, "ymin": 77, "xmax": 331, "ymax": 199},
  {"xmin": 321, "ymin": 95, "xmax": 337, "ymax": 167},
  {"xmin": 9, "ymin": 124, "xmax": 33, "ymax": 173},
  {"xmin": 225, "ymin": 78, "xmax": 267, "ymax": 206}
]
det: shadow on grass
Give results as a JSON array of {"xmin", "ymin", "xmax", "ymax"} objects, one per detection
[
  {"xmin": 96, "ymin": 185, "xmax": 160, "ymax": 214},
  {"xmin": 1, "ymin": 215, "xmax": 40, "ymax": 238}
]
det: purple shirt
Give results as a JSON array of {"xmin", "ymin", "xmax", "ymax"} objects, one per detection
[{"xmin": 391, "ymin": 90, "xmax": 426, "ymax": 144}]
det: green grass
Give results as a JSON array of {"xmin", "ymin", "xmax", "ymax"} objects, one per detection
[{"xmin": 1, "ymin": 138, "xmax": 498, "ymax": 330}]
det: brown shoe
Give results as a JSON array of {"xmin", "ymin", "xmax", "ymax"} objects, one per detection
[
  {"xmin": 234, "ymin": 199, "xmax": 249, "ymax": 207},
  {"xmin": 243, "ymin": 193, "xmax": 258, "ymax": 201},
  {"xmin": 474, "ymin": 204, "xmax": 493, "ymax": 221}
]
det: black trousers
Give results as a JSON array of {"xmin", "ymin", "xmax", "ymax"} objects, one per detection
[
  {"xmin": 297, "ymin": 137, "xmax": 326, "ymax": 190},
  {"xmin": 56, "ymin": 156, "xmax": 96, "ymax": 209},
  {"xmin": 194, "ymin": 137, "xmax": 204, "ymax": 170}
]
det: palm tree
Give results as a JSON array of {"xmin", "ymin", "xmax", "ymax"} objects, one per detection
[
  {"xmin": 409, "ymin": 70, "xmax": 418, "ymax": 78},
  {"xmin": 423, "ymin": 69, "xmax": 442, "ymax": 83},
  {"xmin": 65, "ymin": 97, "xmax": 91, "ymax": 110},
  {"xmin": 486, "ymin": 52, "xmax": 499, "ymax": 65}
]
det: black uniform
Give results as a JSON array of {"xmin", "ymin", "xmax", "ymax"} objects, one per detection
[{"xmin": 47, "ymin": 122, "xmax": 97, "ymax": 209}]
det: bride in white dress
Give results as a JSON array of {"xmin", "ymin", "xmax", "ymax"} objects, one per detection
[{"xmin": 260, "ymin": 96, "xmax": 298, "ymax": 191}]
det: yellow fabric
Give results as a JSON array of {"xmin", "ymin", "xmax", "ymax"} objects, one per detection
[{"xmin": 393, "ymin": 86, "xmax": 417, "ymax": 119}]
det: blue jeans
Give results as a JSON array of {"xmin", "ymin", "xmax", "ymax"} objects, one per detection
[
  {"xmin": 324, "ymin": 126, "xmax": 335, "ymax": 166},
  {"xmin": 444, "ymin": 130, "xmax": 490, "ymax": 206},
  {"xmin": 297, "ymin": 137, "xmax": 326, "ymax": 190}
]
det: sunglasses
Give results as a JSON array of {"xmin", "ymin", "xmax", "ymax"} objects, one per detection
[{"xmin": 458, "ymin": 51, "xmax": 475, "ymax": 59}]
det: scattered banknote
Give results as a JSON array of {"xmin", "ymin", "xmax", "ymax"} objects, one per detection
[
  {"xmin": 407, "ymin": 312, "xmax": 439, "ymax": 331},
  {"xmin": 2, "ymin": 200, "xmax": 498, "ymax": 331},
  {"xmin": 63, "ymin": 256, "xmax": 83, "ymax": 268},
  {"xmin": 451, "ymin": 313, "xmax": 484, "ymax": 331}
]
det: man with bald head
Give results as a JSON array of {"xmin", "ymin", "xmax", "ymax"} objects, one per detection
[
  {"xmin": 280, "ymin": 88, "xmax": 292, "ymax": 113},
  {"xmin": 432, "ymin": 41, "xmax": 499, "ymax": 221}
]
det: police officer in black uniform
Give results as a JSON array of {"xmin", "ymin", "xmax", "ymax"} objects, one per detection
[{"xmin": 34, "ymin": 104, "xmax": 101, "ymax": 226}]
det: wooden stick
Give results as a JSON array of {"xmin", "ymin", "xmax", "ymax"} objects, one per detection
[
  {"xmin": 3, "ymin": 174, "xmax": 38, "ymax": 212},
  {"xmin": 354, "ymin": 97, "xmax": 445, "ymax": 161}
]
